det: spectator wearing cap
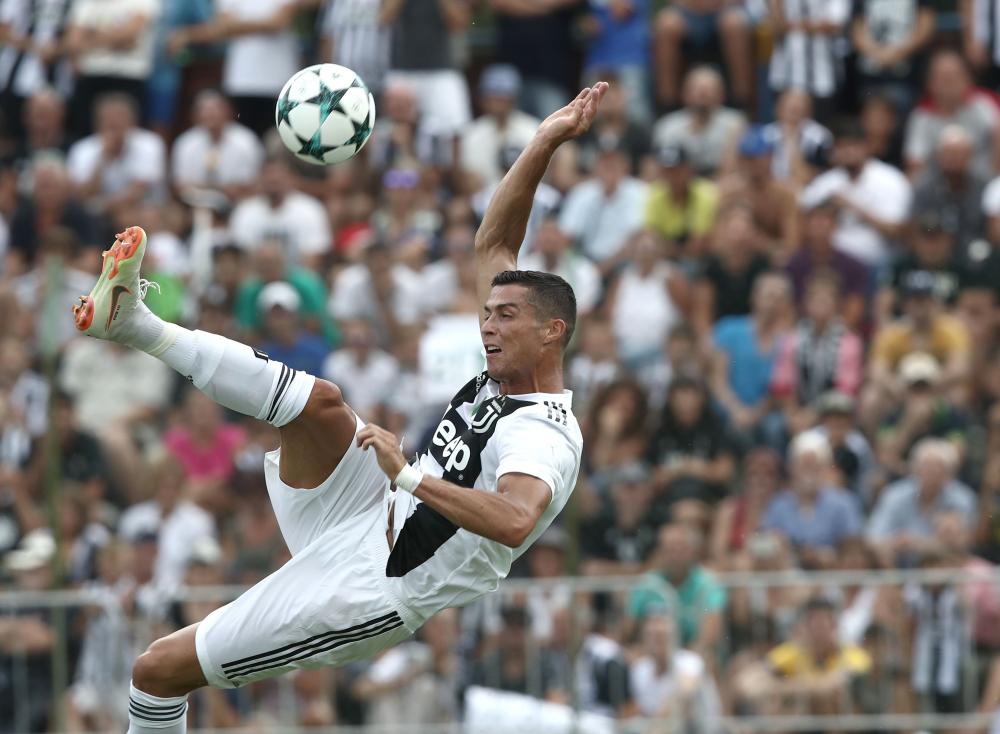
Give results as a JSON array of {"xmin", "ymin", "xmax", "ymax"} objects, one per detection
[
  {"xmin": 862, "ymin": 270, "xmax": 971, "ymax": 430},
  {"xmin": 653, "ymin": 4, "xmax": 752, "ymax": 110},
  {"xmin": 910, "ymin": 125, "xmax": 987, "ymax": 252},
  {"xmin": 256, "ymin": 281, "xmax": 330, "ymax": 377},
  {"xmin": 460, "ymin": 65, "xmax": 541, "ymax": 192},
  {"xmin": 719, "ymin": 125, "xmax": 799, "ymax": 262},
  {"xmin": 652, "ymin": 66, "xmax": 746, "ymax": 179},
  {"xmin": 710, "ymin": 271, "xmax": 794, "ymax": 436},
  {"xmin": 761, "ymin": 433, "xmax": 862, "ymax": 569},
  {"xmin": 802, "ymin": 392, "xmax": 877, "ymax": 507},
  {"xmin": 67, "ymin": 94, "xmax": 167, "ymax": 215},
  {"xmin": 647, "ymin": 376, "xmax": 737, "ymax": 525},
  {"xmin": 580, "ymin": 0, "xmax": 652, "ymax": 124},
  {"xmin": 763, "ymin": 90, "xmax": 834, "ymax": 188},
  {"xmin": 868, "ymin": 438, "xmax": 976, "ymax": 567},
  {"xmin": 801, "ymin": 118, "xmax": 911, "ymax": 269},
  {"xmin": 770, "ymin": 271, "xmax": 864, "ymax": 439},
  {"xmin": 767, "ymin": 0, "xmax": 851, "ymax": 119},
  {"xmin": 876, "ymin": 352, "xmax": 971, "ymax": 478},
  {"xmin": 881, "ymin": 214, "xmax": 967, "ymax": 323},
  {"xmin": 519, "ymin": 217, "xmax": 602, "ymax": 316},
  {"xmin": 736, "ymin": 597, "xmax": 872, "ymax": 716},
  {"xmin": 644, "ymin": 143, "xmax": 719, "ymax": 258},
  {"xmin": 693, "ymin": 202, "xmax": 771, "ymax": 331},
  {"xmin": 322, "ymin": 319, "xmax": 399, "ymax": 423},
  {"xmin": 606, "ymin": 229, "xmax": 688, "ymax": 368},
  {"xmin": 382, "ymin": 0, "xmax": 472, "ymax": 145},
  {"xmin": 904, "ymin": 50, "xmax": 1000, "ymax": 182},
  {"xmin": 557, "ymin": 137, "xmax": 648, "ymax": 272},
  {"xmin": 581, "ymin": 461, "xmax": 662, "ymax": 576},
  {"xmin": 170, "ymin": 90, "xmax": 265, "ymax": 204},
  {"xmin": 228, "ymin": 157, "xmax": 332, "ymax": 271},
  {"xmin": 235, "ymin": 240, "xmax": 336, "ymax": 347},
  {"xmin": 628, "ymin": 523, "xmax": 727, "ymax": 661},
  {"xmin": 785, "ymin": 198, "xmax": 870, "ymax": 331}
]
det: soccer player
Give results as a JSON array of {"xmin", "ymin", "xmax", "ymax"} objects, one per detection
[{"xmin": 71, "ymin": 83, "xmax": 607, "ymax": 734}]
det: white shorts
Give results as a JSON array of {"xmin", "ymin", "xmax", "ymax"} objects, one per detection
[{"xmin": 195, "ymin": 417, "xmax": 418, "ymax": 689}]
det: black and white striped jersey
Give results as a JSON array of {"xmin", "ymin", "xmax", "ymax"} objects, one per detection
[{"xmin": 384, "ymin": 371, "xmax": 582, "ymax": 624}]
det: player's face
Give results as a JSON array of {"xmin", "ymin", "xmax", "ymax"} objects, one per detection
[{"xmin": 482, "ymin": 285, "xmax": 547, "ymax": 383}]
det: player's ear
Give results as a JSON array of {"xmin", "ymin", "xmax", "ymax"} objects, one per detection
[{"xmin": 542, "ymin": 319, "xmax": 567, "ymax": 346}]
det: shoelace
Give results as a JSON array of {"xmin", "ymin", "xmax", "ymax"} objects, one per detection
[{"xmin": 138, "ymin": 279, "xmax": 161, "ymax": 300}]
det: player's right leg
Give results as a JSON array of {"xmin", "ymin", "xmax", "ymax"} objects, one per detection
[{"xmin": 72, "ymin": 227, "xmax": 358, "ymax": 489}]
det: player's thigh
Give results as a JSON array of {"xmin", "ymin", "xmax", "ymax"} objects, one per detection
[
  {"xmin": 278, "ymin": 378, "xmax": 358, "ymax": 490},
  {"xmin": 195, "ymin": 508, "xmax": 412, "ymax": 689},
  {"xmin": 266, "ymin": 411, "xmax": 388, "ymax": 553}
]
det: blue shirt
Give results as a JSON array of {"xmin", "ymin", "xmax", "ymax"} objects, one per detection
[
  {"xmin": 867, "ymin": 478, "xmax": 977, "ymax": 543},
  {"xmin": 585, "ymin": 0, "xmax": 650, "ymax": 69},
  {"xmin": 762, "ymin": 487, "xmax": 863, "ymax": 549},
  {"xmin": 713, "ymin": 316, "xmax": 777, "ymax": 406},
  {"xmin": 260, "ymin": 334, "xmax": 330, "ymax": 378}
]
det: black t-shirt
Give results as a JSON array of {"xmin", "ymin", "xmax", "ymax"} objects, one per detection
[
  {"xmin": 647, "ymin": 413, "xmax": 737, "ymax": 502},
  {"xmin": 888, "ymin": 254, "xmax": 968, "ymax": 305},
  {"xmin": 851, "ymin": 0, "xmax": 934, "ymax": 84},
  {"xmin": 390, "ymin": 0, "xmax": 455, "ymax": 71},
  {"xmin": 958, "ymin": 239, "xmax": 1000, "ymax": 300},
  {"xmin": 495, "ymin": 7, "xmax": 578, "ymax": 89},
  {"xmin": 9, "ymin": 198, "xmax": 98, "ymax": 264},
  {"xmin": 699, "ymin": 253, "xmax": 771, "ymax": 320},
  {"xmin": 580, "ymin": 505, "xmax": 662, "ymax": 566}
]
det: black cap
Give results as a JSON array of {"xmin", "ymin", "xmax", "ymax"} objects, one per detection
[
  {"xmin": 657, "ymin": 144, "xmax": 689, "ymax": 168},
  {"xmin": 901, "ymin": 270, "xmax": 937, "ymax": 298}
]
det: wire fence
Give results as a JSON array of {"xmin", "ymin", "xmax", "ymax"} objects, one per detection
[{"xmin": 2, "ymin": 567, "xmax": 999, "ymax": 734}]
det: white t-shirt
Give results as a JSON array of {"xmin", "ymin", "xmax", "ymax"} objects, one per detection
[
  {"xmin": 612, "ymin": 263, "xmax": 682, "ymax": 362},
  {"xmin": 801, "ymin": 160, "xmax": 912, "ymax": 266},
  {"xmin": 68, "ymin": 0, "xmax": 159, "ymax": 79},
  {"xmin": 322, "ymin": 348, "xmax": 399, "ymax": 421},
  {"xmin": 558, "ymin": 177, "xmax": 648, "ymax": 262},
  {"xmin": 387, "ymin": 372, "xmax": 583, "ymax": 624},
  {"xmin": 0, "ymin": 0, "xmax": 73, "ymax": 96},
  {"xmin": 171, "ymin": 122, "xmax": 264, "ymax": 190},
  {"xmin": 228, "ymin": 192, "xmax": 331, "ymax": 261},
  {"xmin": 519, "ymin": 251, "xmax": 603, "ymax": 315},
  {"xmin": 630, "ymin": 650, "xmax": 716, "ymax": 718},
  {"xmin": 219, "ymin": 0, "xmax": 300, "ymax": 96},
  {"xmin": 460, "ymin": 111, "xmax": 540, "ymax": 189},
  {"xmin": 67, "ymin": 128, "xmax": 166, "ymax": 199}
]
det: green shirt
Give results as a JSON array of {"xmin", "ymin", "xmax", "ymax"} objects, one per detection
[
  {"xmin": 236, "ymin": 269, "xmax": 338, "ymax": 346},
  {"xmin": 627, "ymin": 566, "xmax": 727, "ymax": 646}
]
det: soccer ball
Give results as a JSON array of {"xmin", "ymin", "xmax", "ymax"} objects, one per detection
[{"xmin": 275, "ymin": 64, "xmax": 376, "ymax": 166}]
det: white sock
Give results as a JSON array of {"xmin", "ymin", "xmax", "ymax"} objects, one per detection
[
  {"xmin": 127, "ymin": 682, "xmax": 188, "ymax": 734},
  {"xmin": 123, "ymin": 303, "xmax": 314, "ymax": 427}
]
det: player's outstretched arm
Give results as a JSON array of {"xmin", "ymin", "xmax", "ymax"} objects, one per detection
[
  {"xmin": 358, "ymin": 424, "xmax": 550, "ymax": 547},
  {"xmin": 474, "ymin": 83, "xmax": 609, "ymax": 314}
]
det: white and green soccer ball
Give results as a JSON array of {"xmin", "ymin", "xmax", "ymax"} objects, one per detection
[{"xmin": 275, "ymin": 64, "xmax": 376, "ymax": 166}]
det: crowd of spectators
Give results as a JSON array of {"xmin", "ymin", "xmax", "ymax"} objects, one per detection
[{"xmin": 2, "ymin": 0, "xmax": 1000, "ymax": 732}]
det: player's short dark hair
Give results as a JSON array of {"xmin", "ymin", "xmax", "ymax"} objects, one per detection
[{"xmin": 491, "ymin": 270, "xmax": 577, "ymax": 348}]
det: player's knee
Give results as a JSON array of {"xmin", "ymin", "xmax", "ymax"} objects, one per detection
[
  {"xmin": 132, "ymin": 637, "xmax": 189, "ymax": 697},
  {"xmin": 655, "ymin": 9, "xmax": 685, "ymax": 39}
]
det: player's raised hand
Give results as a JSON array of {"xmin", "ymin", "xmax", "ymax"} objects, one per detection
[
  {"xmin": 357, "ymin": 424, "xmax": 407, "ymax": 481},
  {"xmin": 536, "ymin": 82, "xmax": 610, "ymax": 148}
]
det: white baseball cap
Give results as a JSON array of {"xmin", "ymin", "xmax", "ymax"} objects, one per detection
[{"xmin": 257, "ymin": 281, "xmax": 301, "ymax": 313}]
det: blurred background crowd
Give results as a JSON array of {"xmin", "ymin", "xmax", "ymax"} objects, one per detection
[{"xmin": 3, "ymin": 0, "xmax": 1000, "ymax": 732}]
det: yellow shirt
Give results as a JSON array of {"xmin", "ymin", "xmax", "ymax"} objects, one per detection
[
  {"xmin": 643, "ymin": 178, "xmax": 719, "ymax": 243},
  {"xmin": 870, "ymin": 314, "xmax": 971, "ymax": 371},
  {"xmin": 768, "ymin": 642, "xmax": 872, "ymax": 679}
]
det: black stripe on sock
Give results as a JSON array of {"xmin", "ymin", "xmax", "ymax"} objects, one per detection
[
  {"xmin": 221, "ymin": 611, "xmax": 400, "ymax": 671},
  {"xmin": 225, "ymin": 618, "xmax": 404, "ymax": 681},
  {"xmin": 128, "ymin": 698, "xmax": 187, "ymax": 717},
  {"xmin": 266, "ymin": 365, "xmax": 292, "ymax": 423},
  {"xmin": 129, "ymin": 703, "xmax": 187, "ymax": 722}
]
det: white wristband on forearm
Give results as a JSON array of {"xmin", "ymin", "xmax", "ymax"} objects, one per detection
[{"xmin": 394, "ymin": 464, "xmax": 424, "ymax": 494}]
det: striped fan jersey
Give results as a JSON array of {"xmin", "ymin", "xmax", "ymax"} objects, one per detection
[{"xmin": 384, "ymin": 371, "xmax": 582, "ymax": 624}]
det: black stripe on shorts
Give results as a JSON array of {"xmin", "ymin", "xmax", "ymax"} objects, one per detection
[{"xmin": 221, "ymin": 611, "xmax": 403, "ymax": 681}]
